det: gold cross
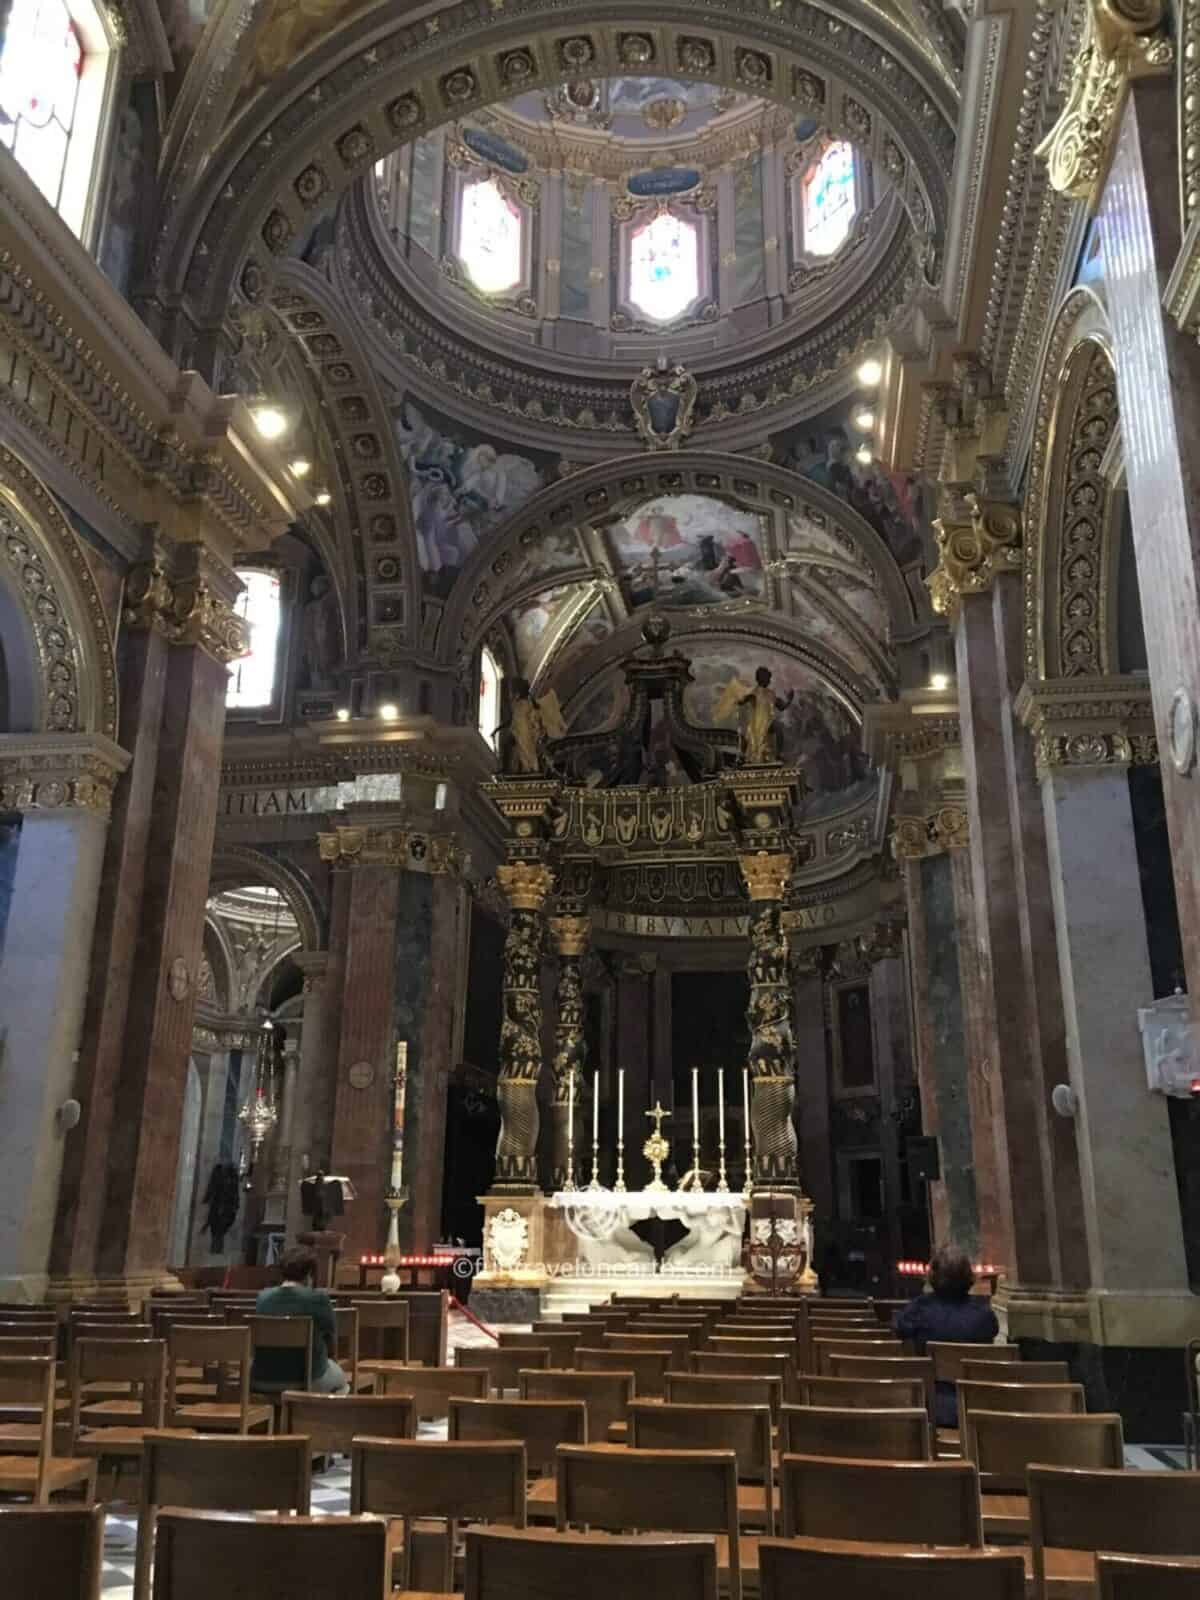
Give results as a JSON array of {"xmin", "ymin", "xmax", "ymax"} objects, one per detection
[{"xmin": 645, "ymin": 1099, "xmax": 671, "ymax": 1137}]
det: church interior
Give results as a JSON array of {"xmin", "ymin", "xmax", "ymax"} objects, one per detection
[{"xmin": 5, "ymin": 0, "xmax": 1200, "ymax": 1590}]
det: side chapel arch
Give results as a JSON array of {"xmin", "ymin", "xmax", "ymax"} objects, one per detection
[{"xmin": 208, "ymin": 843, "xmax": 326, "ymax": 954}]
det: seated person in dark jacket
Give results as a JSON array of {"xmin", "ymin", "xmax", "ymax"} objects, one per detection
[
  {"xmin": 250, "ymin": 1245, "xmax": 350, "ymax": 1395},
  {"xmin": 894, "ymin": 1243, "xmax": 999, "ymax": 1427}
]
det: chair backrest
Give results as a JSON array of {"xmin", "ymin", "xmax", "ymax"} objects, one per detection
[
  {"xmin": 813, "ymin": 1337, "xmax": 902, "ymax": 1375},
  {"xmin": 827, "ymin": 1354, "xmax": 935, "ymax": 1417},
  {"xmin": 0, "ymin": 1304, "xmax": 57, "ymax": 1320},
  {"xmin": 797, "ymin": 1374, "xmax": 926, "ymax": 1410},
  {"xmin": 150, "ymin": 1510, "xmax": 388, "ymax": 1599},
  {"xmin": 603, "ymin": 1333, "xmax": 690, "ymax": 1371},
  {"xmin": 373, "ymin": 1363, "xmax": 486, "ymax": 1419},
  {"xmin": 557, "ymin": 1444, "xmax": 741, "ymax": 1600},
  {"xmin": 150, "ymin": 1309, "xmax": 223, "ymax": 1339},
  {"xmin": 518, "ymin": 1368, "xmax": 633, "ymax": 1438},
  {"xmin": 166, "ymin": 1324, "xmax": 251, "ymax": 1424},
  {"xmin": 0, "ymin": 1504, "xmax": 104, "ymax": 1600},
  {"xmin": 690, "ymin": 1349, "xmax": 796, "ymax": 1401},
  {"xmin": 664, "ymin": 1370, "xmax": 785, "ymax": 1418},
  {"xmin": 759, "ymin": 1539, "xmax": 1024, "ymax": 1600},
  {"xmin": 957, "ymin": 1379, "xmax": 1086, "ymax": 1438},
  {"xmin": 248, "ymin": 1315, "xmax": 313, "ymax": 1391},
  {"xmin": 456, "ymin": 1345, "xmax": 551, "ymax": 1395},
  {"xmin": 928, "ymin": 1342, "xmax": 1019, "ymax": 1384},
  {"xmin": 353, "ymin": 1298, "xmax": 409, "ymax": 1363},
  {"xmin": 449, "ymin": 1397, "xmax": 587, "ymax": 1473},
  {"xmin": 0, "ymin": 1318, "xmax": 57, "ymax": 1340},
  {"xmin": 629, "ymin": 1320, "xmax": 706, "ymax": 1347},
  {"xmin": 464, "ymin": 1526, "xmax": 719, "ymax": 1600},
  {"xmin": 0, "ymin": 1356, "xmax": 55, "ymax": 1501},
  {"xmin": 135, "ymin": 1434, "xmax": 312, "ymax": 1600},
  {"xmin": 72, "ymin": 1320, "xmax": 153, "ymax": 1342},
  {"xmin": 71, "ymin": 1338, "xmax": 166, "ymax": 1437},
  {"xmin": 0, "ymin": 1334, "xmax": 56, "ymax": 1359},
  {"xmin": 780, "ymin": 1405, "xmax": 931, "ymax": 1461},
  {"xmin": 780, "ymin": 1454, "xmax": 982, "ymax": 1546},
  {"xmin": 280, "ymin": 1392, "xmax": 416, "ymax": 1453},
  {"xmin": 576, "ymin": 1345, "xmax": 671, "ymax": 1398},
  {"xmin": 711, "ymin": 1322, "xmax": 794, "ymax": 1342},
  {"xmin": 962, "ymin": 1358, "xmax": 1070, "ymax": 1384},
  {"xmin": 350, "ymin": 1436, "xmax": 526, "ymax": 1524},
  {"xmin": 1096, "ymin": 1554, "xmax": 1200, "ymax": 1597},
  {"xmin": 628, "ymin": 1401, "xmax": 772, "ymax": 1525},
  {"xmin": 497, "ymin": 1330, "xmax": 581, "ymax": 1364},
  {"xmin": 968, "ymin": 1410, "xmax": 1123, "ymax": 1491},
  {"xmin": 708, "ymin": 1336, "xmax": 796, "ymax": 1361},
  {"xmin": 1029, "ymin": 1466, "xmax": 1200, "ymax": 1595}
]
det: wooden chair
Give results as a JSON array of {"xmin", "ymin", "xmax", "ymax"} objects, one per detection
[
  {"xmin": 370, "ymin": 1363, "xmax": 486, "ymax": 1419},
  {"xmin": 691, "ymin": 1349, "xmax": 797, "ymax": 1402},
  {"xmin": 576, "ymin": 1345, "xmax": 671, "ymax": 1398},
  {"xmin": 498, "ymin": 1329, "xmax": 580, "ymax": 1366},
  {"xmin": 134, "ymin": 1432, "xmax": 311, "ymax": 1600},
  {"xmin": 1097, "ymin": 1554, "xmax": 1200, "ymax": 1596},
  {"xmin": 709, "ymin": 1336, "xmax": 796, "ymax": 1362},
  {"xmin": 457, "ymin": 1345, "xmax": 551, "ymax": 1395},
  {"xmin": 780, "ymin": 1404, "xmax": 931, "ymax": 1461},
  {"xmin": 813, "ymin": 1337, "xmax": 902, "ymax": 1376},
  {"xmin": 665, "ymin": 1370, "xmax": 785, "ymax": 1420},
  {"xmin": 828, "ymin": 1354, "xmax": 935, "ymax": 1419},
  {"xmin": 518, "ymin": 1369, "xmax": 634, "ymax": 1442},
  {"xmin": 70, "ymin": 1339, "xmax": 169, "ymax": 1483},
  {"xmin": 164, "ymin": 1324, "xmax": 272, "ymax": 1434},
  {"xmin": 450, "ymin": 1397, "xmax": 586, "ymax": 1521},
  {"xmin": 279, "ymin": 1391, "xmax": 415, "ymax": 1455},
  {"xmin": 928, "ymin": 1342, "xmax": 1019, "ymax": 1384},
  {"xmin": 247, "ymin": 1315, "xmax": 313, "ymax": 1403},
  {"xmin": 0, "ymin": 1358, "xmax": 95, "ymax": 1504},
  {"xmin": 0, "ymin": 1319, "xmax": 57, "ymax": 1341},
  {"xmin": 629, "ymin": 1320, "xmax": 706, "ymax": 1348},
  {"xmin": 557, "ymin": 1444, "xmax": 743, "ymax": 1600},
  {"xmin": 149, "ymin": 1509, "xmax": 389, "ymax": 1599},
  {"xmin": 0, "ymin": 1503, "xmax": 104, "ymax": 1599},
  {"xmin": 464, "ymin": 1525, "xmax": 719, "ymax": 1600},
  {"xmin": 957, "ymin": 1379, "xmax": 1086, "ymax": 1442},
  {"xmin": 780, "ymin": 1454, "xmax": 982, "ymax": 1546},
  {"xmin": 797, "ymin": 1374, "xmax": 926, "ymax": 1410},
  {"xmin": 628, "ymin": 1400, "xmax": 774, "ymax": 1533},
  {"xmin": 962, "ymin": 1358, "xmax": 1070, "ymax": 1383},
  {"xmin": 1029, "ymin": 1465, "xmax": 1200, "ymax": 1599},
  {"xmin": 603, "ymin": 1332, "xmax": 690, "ymax": 1372},
  {"xmin": 968, "ymin": 1412, "xmax": 1123, "ymax": 1539},
  {"xmin": 333, "ymin": 1307, "xmax": 379, "ymax": 1395},
  {"xmin": 758, "ymin": 1538, "xmax": 1024, "ymax": 1600},
  {"xmin": 712, "ymin": 1322, "xmax": 794, "ymax": 1341},
  {"xmin": 150, "ymin": 1307, "xmax": 221, "ymax": 1338},
  {"xmin": 351, "ymin": 1436, "xmax": 526, "ymax": 1591}
]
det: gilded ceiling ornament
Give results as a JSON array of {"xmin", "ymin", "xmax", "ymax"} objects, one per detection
[
  {"xmin": 643, "ymin": 97, "xmax": 687, "ymax": 132},
  {"xmin": 630, "ymin": 359, "xmax": 698, "ymax": 451},
  {"xmin": 1036, "ymin": 0, "xmax": 1173, "ymax": 207},
  {"xmin": 927, "ymin": 495, "xmax": 1023, "ymax": 616}
]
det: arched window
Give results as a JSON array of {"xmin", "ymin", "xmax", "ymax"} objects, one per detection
[
  {"xmin": 478, "ymin": 644, "xmax": 503, "ymax": 751},
  {"xmin": 628, "ymin": 210, "xmax": 699, "ymax": 323},
  {"xmin": 459, "ymin": 177, "xmax": 523, "ymax": 293},
  {"xmin": 0, "ymin": 0, "xmax": 114, "ymax": 237},
  {"xmin": 227, "ymin": 569, "xmax": 282, "ymax": 709},
  {"xmin": 802, "ymin": 141, "xmax": 857, "ymax": 257}
]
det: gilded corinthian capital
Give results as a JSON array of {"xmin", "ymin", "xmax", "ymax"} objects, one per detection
[
  {"xmin": 123, "ymin": 560, "xmax": 250, "ymax": 663},
  {"xmin": 497, "ymin": 861, "xmax": 554, "ymax": 912},
  {"xmin": 927, "ymin": 496, "xmax": 1022, "ymax": 617},
  {"xmin": 549, "ymin": 914, "xmax": 590, "ymax": 956},
  {"xmin": 738, "ymin": 851, "xmax": 793, "ymax": 902},
  {"xmin": 1037, "ymin": 0, "xmax": 1172, "ymax": 207}
]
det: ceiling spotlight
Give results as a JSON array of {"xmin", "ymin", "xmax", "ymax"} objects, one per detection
[
  {"xmin": 315, "ymin": 490, "xmax": 332, "ymax": 507},
  {"xmin": 336, "ymin": 708, "xmax": 350, "ymax": 722},
  {"xmin": 856, "ymin": 358, "xmax": 883, "ymax": 386},
  {"xmin": 853, "ymin": 408, "xmax": 875, "ymax": 431},
  {"xmin": 289, "ymin": 458, "xmax": 312, "ymax": 478},
  {"xmin": 930, "ymin": 672, "xmax": 950, "ymax": 692},
  {"xmin": 854, "ymin": 445, "xmax": 873, "ymax": 466},
  {"xmin": 252, "ymin": 405, "xmax": 289, "ymax": 441},
  {"xmin": 379, "ymin": 703, "xmax": 399, "ymax": 721}
]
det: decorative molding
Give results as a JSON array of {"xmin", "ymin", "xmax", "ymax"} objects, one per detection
[
  {"xmin": 317, "ymin": 824, "xmax": 465, "ymax": 873},
  {"xmin": 927, "ymin": 496, "xmax": 1023, "ymax": 617},
  {"xmin": 1015, "ymin": 675, "xmax": 1158, "ymax": 771},
  {"xmin": 123, "ymin": 556, "xmax": 249, "ymax": 664},
  {"xmin": 0, "ymin": 731, "xmax": 130, "ymax": 816},
  {"xmin": 891, "ymin": 803, "xmax": 969, "ymax": 859}
]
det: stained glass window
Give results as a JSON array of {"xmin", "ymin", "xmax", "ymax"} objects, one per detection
[
  {"xmin": 478, "ymin": 644, "xmax": 503, "ymax": 751},
  {"xmin": 459, "ymin": 177, "xmax": 523, "ymax": 294},
  {"xmin": 0, "ymin": 0, "xmax": 83, "ymax": 214},
  {"xmin": 802, "ymin": 141, "xmax": 857, "ymax": 256},
  {"xmin": 227, "ymin": 570, "xmax": 282, "ymax": 709},
  {"xmin": 629, "ymin": 209, "xmax": 699, "ymax": 323}
]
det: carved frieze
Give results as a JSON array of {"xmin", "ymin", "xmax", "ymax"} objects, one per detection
[
  {"xmin": 317, "ymin": 825, "xmax": 465, "ymax": 873},
  {"xmin": 0, "ymin": 732, "xmax": 130, "ymax": 816},
  {"xmin": 1015, "ymin": 676, "xmax": 1159, "ymax": 771}
]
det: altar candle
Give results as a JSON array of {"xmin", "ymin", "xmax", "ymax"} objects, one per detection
[
  {"xmin": 618, "ymin": 1068, "xmax": 625, "ymax": 1140},
  {"xmin": 593, "ymin": 1070, "xmax": 600, "ymax": 1150},
  {"xmin": 692, "ymin": 1066, "xmax": 699, "ymax": 1143},
  {"xmin": 718, "ymin": 1068, "xmax": 726, "ymax": 1145},
  {"xmin": 392, "ymin": 1040, "xmax": 408, "ymax": 1193},
  {"xmin": 743, "ymin": 1067, "xmax": 751, "ymax": 1137},
  {"xmin": 568, "ymin": 1069, "xmax": 575, "ymax": 1146}
]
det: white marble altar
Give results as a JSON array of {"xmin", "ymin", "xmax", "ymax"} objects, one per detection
[{"xmin": 547, "ymin": 1188, "xmax": 747, "ymax": 1272}]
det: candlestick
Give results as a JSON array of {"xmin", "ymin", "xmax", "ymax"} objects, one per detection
[
  {"xmin": 614, "ymin": 1068, "xmax": 626, "ymax": 1192},
  {"xmin": 716, "ymin": 1066, "xmax": 730, "ymax": 1193},
  {"xmin": 563, "ymin": 1069, "xmax": 577, "ymax": 1191},
  {"xmin": 742, "ymin": 1066, "xmax": 753, "ymax": 1198},
  {"xmin": 691, "ymin": 1066, "xmax": 701, "ymax": 1190},
  {"xmin": 384, "ymin": 1040, "xmax": 409, "ymax": 1270},
  {"xmin": 588, "ymin": 1069, "xmax": 603, "ymax": 1190}
]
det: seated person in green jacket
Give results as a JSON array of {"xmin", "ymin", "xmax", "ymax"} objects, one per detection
[{"xmin": 250, "ymin": 1245, "xmax": 350, "ymax": 1395}]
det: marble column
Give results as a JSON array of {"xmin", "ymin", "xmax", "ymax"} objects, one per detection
[
  {"xmin": 286, "ymin": 953, "xmax": 330, "ymax": 1243},
  {"xmin": 866, "ymin": 933, "xmax": 912, "ymax": 1270},
  {"xmin": 271, "ymin": 1037, "xmax": 301, "ymax": 1197},
  {"xmin": 548, "ymin": 915, "xmax": 588, "ymax": 1190},
  {"xmin": 792, "ymin": 956, "xmax": 833, "ymax": 1223},
  {"xmin": 740, "ymin": 852, "xmax": 799, "ymax": 1189},
  {"xmin": 406, "ymin": 871, "xmax": 465, "ymax": 1249},
  {"xmin": 1040, "ymin": 758, "xmax": 1191, "ymax": 1322},
  {"xmin": 492, "ymin": 862, "xmax": 552, "ymax": 1192},
  {"xmin": 0, "ymin": 787, "xmax": 116, "ymax": 1296}
]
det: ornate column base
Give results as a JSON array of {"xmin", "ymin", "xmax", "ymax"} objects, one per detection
[
  {"xmin": 472, "ymin": 1193, "xmax": 547, "ymax": 1321},
  {"xmin": 43, "ymin": 1269, "xmax": 186, "ymax": 1309}
]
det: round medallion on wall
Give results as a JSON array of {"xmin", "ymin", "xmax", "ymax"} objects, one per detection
[
  {"xmin": 1169, "ymin": 687, "xmax": 1197, "ymax": 776},
  {"xmin": 347, "ymin": 1060, "xmax": 376, "ymax": 1090},
  {"xmin": 167, "ymin": 958, "xmax": 191, "ymax": 1001}
]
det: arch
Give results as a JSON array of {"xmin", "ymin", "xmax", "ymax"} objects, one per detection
[
  {"xmin": 208, "ymin": 843, "xmax": 326, "ymax": 952},
  {"xmin": 156, "ymin": 7, "xmax": 956, "ymax": 330},
  {"xmin": 1022, "ymin": 287, "xmax": 1119, "ymax": 683},
  {"xmin": 440, "ymin": 450, "xmax": 917, "ymax": 671},
  {"xmin": 0, "ymin": 448, "xmax": 118, "ymax": 738}
]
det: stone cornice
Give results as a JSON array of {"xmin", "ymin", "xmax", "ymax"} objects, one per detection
[
  {"xmin": 862, "ymin": 695, "xmax": 960, "ymax": 770},
  {"xmin": 0, "ymin": 150, "xmax": 308, "ymax": 562},
  {"xmin": 0, "ymin": 731, "xmax": 131, "ymax": 816},
  {"xmin": 1015, "ymin": 675, "xmax": 1158, "ymax": 771},
  {"xmin": 317, "ymin": 824, "xmax": 466, "ymax": 874}
]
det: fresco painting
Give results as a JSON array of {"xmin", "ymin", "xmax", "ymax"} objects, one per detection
[{"xmin": 609, "ymin": 494, "xmax": 767, "ymax": 610}]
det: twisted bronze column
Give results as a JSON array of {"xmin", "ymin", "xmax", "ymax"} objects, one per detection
[
  {"xmin": 740, "ymin": 852, "xmax": 800, "ymax": 1190},
  {"xmin": 548, "ymin": 915, "xmax": 589, "ymax": 1190},
  {"xmin": 493, "ymin": 862, "xmax": 552, "ymax": 1191}
]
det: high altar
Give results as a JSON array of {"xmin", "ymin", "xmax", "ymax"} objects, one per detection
[{"xmin": 470, "ymin": 617, "xmax": 848, "ymax": 1311}]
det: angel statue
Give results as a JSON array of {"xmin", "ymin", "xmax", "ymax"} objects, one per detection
[
  {"xmin": 500, "ymin": 677, "xmax": 567, "ymax": 774},
  {"xmin": 714, "ymin": 666, "xmax": 795, "ymax": 765}
]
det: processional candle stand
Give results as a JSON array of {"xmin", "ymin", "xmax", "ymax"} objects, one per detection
[
  {"xmin": 562, "ymin": 1067, "xmax": 578, "ymax": 1192},
  {"xmin": 383, "ymin": 1040, "xmax": 408, "ymax": 1271},
  {"xmin": 742, "ymin": 1066, "xmax": 753, "ymax": 1199}
]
